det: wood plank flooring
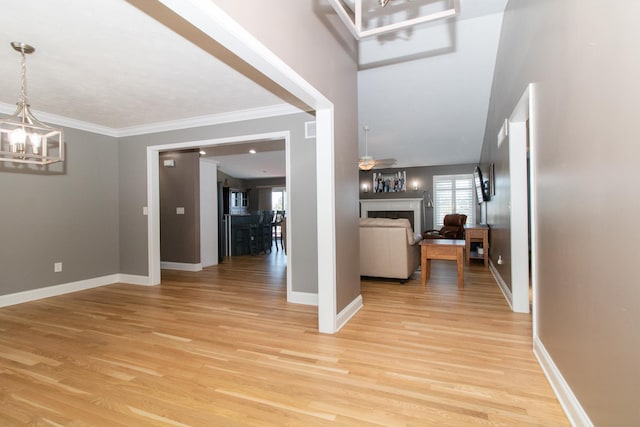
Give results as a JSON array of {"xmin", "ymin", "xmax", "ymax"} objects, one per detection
[{"xmin": 0, "ymin": 252, "xmax": 568, "ymax": 426}]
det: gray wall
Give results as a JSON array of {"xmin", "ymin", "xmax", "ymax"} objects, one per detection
[
  {"xmin": 159, "ymin": 151, "xmax": 200, "ymax": 264},
  {"xmin": 0, "ymin": 127, "xmax": 119, "ymax": 295},
  {"xmin": 359, "ymin": 164, "xmax": 477, "ymax": 231},
  {"xmin": 213, "ymin": 0, "xmax": 360, "ymax": 313},
  {"xmin": 480, "ymin": 0, "xmax": 640, "ymax": 424},
  {"xmin": 118, "ymin": 113, "xmax": 319, "ymax": 294}
]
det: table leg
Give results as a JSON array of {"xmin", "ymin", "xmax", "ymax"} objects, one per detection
[
  {"xmin": 465, "ymin": 238, "xmax": 471, "ymax": 265},
  {"xmin": 456, "ymin": 247, "xmax": 464, "ymax": 288},
  {"xmin": 421, "ymin": 250, "xmax": 430, "ymax": 287}
]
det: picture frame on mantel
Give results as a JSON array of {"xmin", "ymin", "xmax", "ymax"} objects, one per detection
[{"xmin": 373, "ymin": 171, "xmax": 407, "ymax": 193}]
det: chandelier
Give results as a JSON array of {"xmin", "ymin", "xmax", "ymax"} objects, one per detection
[
  {"xmin": 0, "ymin": 42, "xmax": 64, "ymax": 165},
  {"xmin": 328, "ymin": 0, "xmax": 459, "ymax": 39}
]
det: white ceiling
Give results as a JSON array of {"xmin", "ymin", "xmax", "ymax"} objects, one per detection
[
  {"xmin": 0, "ymin": 0, "xmax": 507, "ymax": 177},
  {"xmin": 358, "ymin": 0, "xmax": 508, "ymax": 168},
  {"xmin": 201, "ymin": 139, "xmax": 286, "ymax": 180},
  {"xmin": 0, "ymin": 0, "xmax": 285, "ymax": 129}
]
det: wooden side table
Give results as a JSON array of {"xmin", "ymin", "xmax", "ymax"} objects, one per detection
[
  {"xmin": 464, "ymin": 225, "xmax": 489, "ymax": 267},
  {"xmin": 420, "ymin": 239, "xmax": 466, "ymax": 289}
]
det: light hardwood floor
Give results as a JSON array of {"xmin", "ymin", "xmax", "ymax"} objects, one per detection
[{"xmin": 0, "ymin": 252, "xmax": 568, "ymax": 426}]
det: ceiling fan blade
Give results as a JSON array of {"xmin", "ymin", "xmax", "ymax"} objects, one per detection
[{"xmin": 373, "ymin": 158, "xmax": 397, "ymax": 168}]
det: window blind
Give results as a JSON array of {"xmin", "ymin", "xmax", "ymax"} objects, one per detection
[{"xmin": 433, "ymin": 174, "xmax": 475, "ymax": 228}]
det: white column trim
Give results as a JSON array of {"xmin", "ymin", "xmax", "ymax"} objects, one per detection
[
  {"xmin": 152, "ymin": 0, "xmax": 337, "ymax": 333},
  {"xmin": 533, "ymin": 337, "xmax": 594, "ymax": 427}
]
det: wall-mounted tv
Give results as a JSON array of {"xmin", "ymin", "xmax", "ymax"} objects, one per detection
[{"xmin": 473, "ymin": 166, "xmax": 490, "ymax": 204}]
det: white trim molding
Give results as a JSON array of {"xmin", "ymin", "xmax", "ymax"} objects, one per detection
[
  {"xmin": 160, "ymin": 261, "xmax": 203, "ymax": 272},
  {"xmin": 335, "ymin": 295, "xmax": 363, "ymax": 332},
  {"xmin": 533, "ymin": 337, "xmax": 594, "ymax": 427},
  {"xmin": 117, "ymin": 104, "xmax": 302, "ymax": 137},
  {"xmin": 0, "ymin": 102, "xmax": 119, "ymax": 137},
  {"xmin": 288, "ymin": 291, "xmax": 319, "ymax": 306},
  {"xmin": 118, "ymin": 274, "xmax": 154, "ymax": 286},
  {"xmin": 0, "ymin": 274, "xmax": 119, "ymax": 308},
  {"xmin": 0, "ymin": 102, "xmax": 302, "ymax": 138},
  {"xmin": 138, "ymin": 0, "xmax": 338, "ymax": 334},
  {"xmin": 489, "ymin": 259, "xmax": 513, "ymax": 311},
  {"xmin": 0, "ymin": 274, "xmax": 158, "ymax": 308}
]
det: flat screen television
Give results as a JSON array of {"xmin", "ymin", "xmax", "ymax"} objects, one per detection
[{"xmin": 474, "ymin": 166, "xmax": 490, "ymax": 204}]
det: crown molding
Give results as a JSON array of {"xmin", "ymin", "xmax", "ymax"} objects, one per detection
[
  {"xmin": 0, "ymin": 102, "xmax": 119, "ymax": 137},
  {"xmin": 115, "ymin": 104, "xmax": 304, "ymax": 137},
  {"xmin": 0, "ymin": 102, "xmax": 305, "ymax": 139}
]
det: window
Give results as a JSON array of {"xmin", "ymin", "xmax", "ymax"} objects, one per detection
[
  {"xmin": 272, "ymin": 187, "xmax": 286, "ymax": 211},
  {"xmin": 433, "ymin": 174, "xmax": 475, "ymax": 228}
]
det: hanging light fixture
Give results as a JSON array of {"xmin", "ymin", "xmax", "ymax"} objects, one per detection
[
  {"xmin": 358, "ymin": 126, "xmax": 376, "ymax": 171},
  {"xmin": 0, "ymin": 42, "xmax": 64, "ymax": 165},
  {"xmin": 328, "ymin": 0, "xmax": 459, "ymax": 39}
]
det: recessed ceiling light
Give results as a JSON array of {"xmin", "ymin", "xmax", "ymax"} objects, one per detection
[
  {"xmin": 199, "ymin": 150, "xmax": 206, "ymax": 155},
  {"xmin": 249, "ymin": 149, "xmax": 257, "ymax": 154}
]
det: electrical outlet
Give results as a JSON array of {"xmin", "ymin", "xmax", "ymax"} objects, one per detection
[{"xmin": 54, "ymin": 262, "xmax": 63, "ymax": 272}]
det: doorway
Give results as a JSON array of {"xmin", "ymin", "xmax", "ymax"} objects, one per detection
[
  {"xmin": 136, "ymin": 0, "xmax": 339, "ymax": 334},
  {"xmin": 147, "ymin": 131, "xmax": 293, "ymax": 303},
  {"xmin": 508, "ymin": 83, "xmax": 537, "ymax": 322}
]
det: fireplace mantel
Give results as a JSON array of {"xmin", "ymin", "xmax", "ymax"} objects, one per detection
[{"xmin": 360, "ymin": 198, "xmax": 423, "ymax": 233}]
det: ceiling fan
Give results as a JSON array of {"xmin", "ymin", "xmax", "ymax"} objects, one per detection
[{"xmin": 358, "ymin": 126, "xmax": 396, "ymax": 171}]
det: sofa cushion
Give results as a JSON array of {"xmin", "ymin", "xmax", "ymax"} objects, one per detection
[{"xmin": 359, "ymin": 217, "xmax": 420, "ymax": 245}]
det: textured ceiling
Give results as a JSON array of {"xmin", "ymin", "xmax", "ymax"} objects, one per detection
[
  {"xmin": 0, "ymin": 0, "xmax": 507, "ymax": 177},
  {"xmin": 0, "ymin": 0, "xmax": 285, "ymax": 129}
]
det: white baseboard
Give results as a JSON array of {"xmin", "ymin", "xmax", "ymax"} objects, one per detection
[
  {"xmin": 335, "ymin": 294, "xmax": 363, "ymax": 332},
  {"xmin": 288, "ymin": 291, "xmax": 318, "ymax": 306},
  {"xmin": 489, "ymin": 259, "xmax": 513, "ymax": 311},
  {"xmin": 0, "ymin": 274, "xmax": 120, "ymax": 308},
  {"xmin": 533, "ymin": 336, "xmax": 593, "ymax": 427},
  {"xmin": 160, "ymin": 261, "xmax": 203, "ymax": 272},
  {"xmin": 0, "ymin": 273, "xmax": 160, "ymax": 308},
  {"xmin": 118, "ymin": 274, "xmax": 154, "ymax": 286}
]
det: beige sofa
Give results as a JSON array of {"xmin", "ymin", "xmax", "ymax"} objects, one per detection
[{"xmin": 359, "ymin": 217, "xmax": 422, "ymax": 281}]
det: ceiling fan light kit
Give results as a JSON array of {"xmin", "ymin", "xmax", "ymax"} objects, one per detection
[
  {"xmin": 358, "ymin": 156, "xmax": 377, "ymax": 171},
  {"xmin": 358, "ymin": 126, "xmax": 396, "ymax": 171},
  {"xmin": 328, "ymin": 0, "xmax": 459, "ymax": 39},
  {"xmin": 0, "ymin": 42, "xmax": 64, "ymax": 165}
]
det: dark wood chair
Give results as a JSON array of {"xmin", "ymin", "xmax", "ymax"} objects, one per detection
[
  {"xmin": 272, "ymin": 211, "xmax": 285, "ymax": 250},
  {"xmin": 422, "ymin": 214, "xmax": 467, "ymax": 240}
]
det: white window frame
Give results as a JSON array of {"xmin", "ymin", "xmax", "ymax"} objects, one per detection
[{"xmin": 433, "ymin": 174, "xmax": 476, "ymax": 228}]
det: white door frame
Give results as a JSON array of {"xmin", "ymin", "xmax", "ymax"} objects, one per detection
[
  {"xmin": 508, "ymin": 83, "xmax": 537, "ymax": 315},
  {"xmin": 147, "ymin": 132, "xmax": 293, "ymax": 306},
  {"xmin": 145, "ymin": 0, "xmax": 338, "ymax": 333}
]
